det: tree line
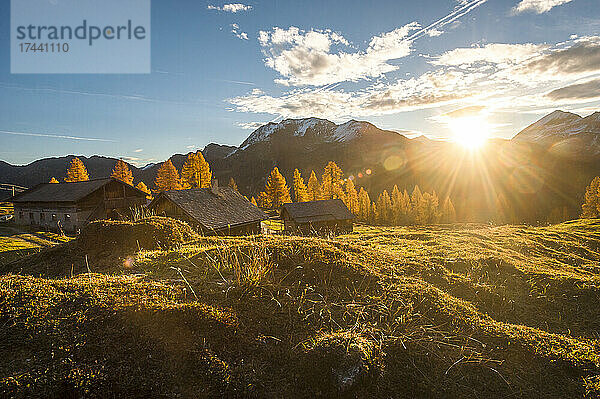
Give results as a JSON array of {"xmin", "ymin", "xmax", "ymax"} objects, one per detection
[
  {"xmin": 55, "ymin": 156, "xmax": 457, "ymax": 225},
  {"xmin": 252, "ymin": 161, "xmax": 457, "ymax": 225}
]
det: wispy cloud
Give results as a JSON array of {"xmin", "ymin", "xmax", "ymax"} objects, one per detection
[
  {"xmin": 0, "ymin": 130, "xmax": 116, "ymax": 142},
  {"xmin": 134, "ymin": 148, "xmax": 143, "ymax": 153},
  {"xmin": 230, "ymin": 35, "xmax": 600, "ymax": 121},
  {"xmin": 207, "ymin": 3, "xmax": 252, "ymax": 13},
  {"xmin": 546, "ymin": 78, "xmax": 600, "ymax": 101},
  {"xmin": 0, "ymin": 82, "xmax": 212, "ymax": 107},
  {"xmin": 255, "ymin": 0, "xmax": 488, "ymax": 87},
  {"xmin": 512, "ymin": 0, "xmax": 574, "ymax": 14},
  {"xmin": 236, "ymin": 121, "xmax": 266, "ymax": 130}
]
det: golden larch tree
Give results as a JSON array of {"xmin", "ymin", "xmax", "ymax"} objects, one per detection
[
  {"xmin": 345, "ymin": 178, "xmax": 359, "ymax": 215},
  {"xmin": 135, "ymin": 181, "xmax": 152, "ymax": 200},
  {"xmin": 111, "ymin": 159, "xmax": 134, "ymax": 185},
  {"xmin": 250, "ymin": 196, "xmax": 258, "ymax": 206},
  {"xmin": 358, "ymin": 187, "xmax": 371, "ymax": 221},
  {"xmin": 581, "ymin": 176, "xmax": 600, "ymax": 218},
  {"xmin": 154, "ymin": 160, "xmax": 182, "ymax": 192},
  {"xmin": 49, "ymin": 177, "xmax": 59, "ymax": 183},
  {"xmin": 321, "ymin": 161, "xmax": 344, "ymax": 200},
  {"xmin": 263, "ymin": 167, "xmax": 291, "ymax": 208},
  {"xmin": 228, "ymin": 177, "xmax": 239, "ymax": 192},
  {"xmin": 293, "ymin": 169, "xmax": 309, "ymax": 202},
  {"xmin": 307, "ymin": 170, "xmax": 322, "ymax": 201},
  {"xmin": 441, "ymin": 196, "xmax": 457, "ymax": 223},
  {"xmin": 181, "ymin": 151, "xmax": 213, "ymax": 189},
  {"xmin": 377, "ymin": 190, "xmax": 392, "ymax": 224},
  {"xmin": 64, "ymin": 157, "xmax": 89, "ymax": 182}
]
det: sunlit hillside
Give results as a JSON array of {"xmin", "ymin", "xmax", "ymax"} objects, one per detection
[{"xmin": 1, "ymin": 218, "xmax": 599, "ymax": 398}]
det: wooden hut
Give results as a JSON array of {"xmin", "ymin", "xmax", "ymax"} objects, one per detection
[
  {"xmin": 10, "ymin": 178, "xmax": 148, "ymax": 232},
  {"xmin": 280, "ymin": 199, "xmax": 354, "ymax": 235},
  {"xmin": 148, "ymin": 186, "xmax": 267, "ymax": 235}
]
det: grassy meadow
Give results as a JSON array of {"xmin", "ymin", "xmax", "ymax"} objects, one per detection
[{"xmin": 0, "ymin": 217, "xmax": 599, "ymax": 397}]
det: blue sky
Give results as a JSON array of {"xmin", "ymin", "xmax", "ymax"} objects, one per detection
[{"xmin": 0, "ymin": 0, "xmax": 599, "ymax": 165}]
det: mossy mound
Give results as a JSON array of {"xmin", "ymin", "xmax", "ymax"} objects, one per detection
[{"xmin": 79, "ymin": 217, "xmax": 199, "ymax": 252}]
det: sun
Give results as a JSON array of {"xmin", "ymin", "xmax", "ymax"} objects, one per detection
[{"xmin": 448, "ymin": 116, "xmax": 491, "ymax": 150}]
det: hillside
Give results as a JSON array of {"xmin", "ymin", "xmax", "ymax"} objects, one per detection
[
  {"xmin": 514, "ymin": 110, "xmax": 600, "ymax": 157},
  {"xmin": 2, "ymin": 111, "xmax": 600, "ymax": 223},
  {"xmin": 1, "ymin": 218, "xmax": 600, "ymax": 397}
]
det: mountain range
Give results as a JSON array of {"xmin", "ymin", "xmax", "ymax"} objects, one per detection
[{"xmin": 1, "ymin": 110, "xmax": 599, "ymax": 222}]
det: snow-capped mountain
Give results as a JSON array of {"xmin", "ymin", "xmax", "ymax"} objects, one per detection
[
  {"xmin": 513, "ymin": 110, "xmax": 600, "ymax": 156},
  {"xmin": 236, "ymin": 118, "xmax": 401, "ymax": 152}
]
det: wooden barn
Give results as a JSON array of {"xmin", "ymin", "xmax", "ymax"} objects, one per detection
[
  {"xmin": 10, "ymin": 178, "xmax": 148, "ymax": 232},
  {"xmin": 280, "ymin": 199, "xmax": 355, "ymax": 235},
  {"xmin": 148, "ymin": 185, "xmax": 267, "ymax": 235}
]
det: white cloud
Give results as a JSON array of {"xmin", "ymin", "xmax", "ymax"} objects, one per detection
[
  {"xmin": 229, "ymin": 69, "xmax": 481, "ymax": 120},
  {"xmin": 134, "ymin": 148, "xmax": 143, "ymax": 153},
  {"xmin": 258, "ymin": 24, "xmax": 419, "ymax": 86},
  {"xmin": 236, "ymin": 121, "xmax": 266, "ymax": 130},
  {"xmin": 253, "ymin": 0, "xmax": 489, "ymax": 87},
  {"xmin": 512, "ymin": 0, "xmax": 574, "ymax": 14},
  {"xmin": 230, "ymin": 35, "xmax": 600, "ymax": 122},
  {"xmin": 207, "ymin": 3, "xmax": 252, "ymax": 13},
  {"xmin": 231, "ymin": 24, "xmax": 249, "ymax": 40}
]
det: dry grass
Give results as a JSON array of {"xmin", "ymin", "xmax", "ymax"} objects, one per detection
[{"xmin": 1, "ymin": 218, "xmax": 600, "ymax": 397}]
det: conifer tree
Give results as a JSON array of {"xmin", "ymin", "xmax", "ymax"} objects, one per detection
[
  {"xmin": 263, "ymin": 167, "xmax": 292, "ymax": 208},
  {"xmin": 358, "ymin": 187, "xmax": 371, "ymax": 221},
  {"xmin": 154, "ymin": 160, "xmax": 182, "ymax": 192},
  {"xmin": 228, "ymin": 177, "xmax": 239, "ymax": 192},
  {"xmin": 49, "ymin": 177, "xmax": 59, "ymax": 183},
  {"xmin": 581, "ymin": 176, "xmax": 600, "ymax": 218},
  {"xmin": 111, "ymin": 159, "xmax": 134, "ymax": 185},
  {"xmin": 180, "ymin": 153, "xmax": 200, "ymax": 189},
  {"xmin": 441, "ymin": 196, "xmax": 457, "ymax": 223},
  {"xmin": 180, "ymin": 152, "xmax": 212, "ymax": 189},
  {"xmin": 307, "ymin": 170, "xmax": 322, "ymax": 201},
  {"xmin": 321, "ymin": 161, "xmax": 344, "ymax": 200},
  {"xmin": 399, "ymin": 189, "xmax": 412, "ymax": 224},
  {"xmin": 198, "ymin": 152, "xmax": 213, "ymax": 188},
  {"xmin": 64, "ymin": 158, "xmax": 89, "ymax": 182},
  {"xmin": 369, "ymin": 202, "xmax": 378, "ymax": 224},
  {"xmin": 293, "ymin": 169, "xmax": 309, "ymax": 202},
  {"xmin": 411, "ymin": 185, "xmax": 427, "ymax": 224},
  {"xmin": 135, "ymin": 181, "xmax": 152, "ymax": 200},
  {"xmin": 345, "ymin": 179, "xmax": 359, "ymax": 215},
  {"xmin": 377, "ymin": 190, "xmax": 392, "ymax": 224},
  {"xmin": 256, "ymin": 192, "xmax": 269, "ymax": 208},
  {"xmin": 391, "ymin": 185, "xmax": 402, "ymax": 224},
  {"xmin": 422, "ymin": 191, "xmax": 441, "ymax": 224}
]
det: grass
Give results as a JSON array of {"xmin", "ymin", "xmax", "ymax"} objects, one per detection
[
  {"xmin": 0, "ymin": 225, "xmax": 73, "ymax": 266},
  {"xmin": 1, "ymin": 218, "xmax": 600, "ymax": 397}
]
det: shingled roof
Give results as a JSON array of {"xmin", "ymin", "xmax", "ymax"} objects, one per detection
[
  {"xmin": 150, "ymin": 187, "xmax": 268, "ymax": 231},
  {"xmin": 9, "ymin": 178, "xmax": 144, "ymax": 203},
  {"xmin": 281, "ymin": 199, "xmax": 355, "ymax": 223}
]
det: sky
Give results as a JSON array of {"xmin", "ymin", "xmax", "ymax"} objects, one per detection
[{"xmin": 0, "ymin": 0, "xmax": 599, "ymax": 165}]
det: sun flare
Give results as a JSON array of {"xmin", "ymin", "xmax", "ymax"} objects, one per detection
[{"xmin": 448, "ymin": 116, "xmax": 490, "ymax": 150}]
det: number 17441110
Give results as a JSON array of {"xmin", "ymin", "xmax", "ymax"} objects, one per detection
[{"xmin": 19, "ymin": 42, "xmax": 70, "ymax": 52}]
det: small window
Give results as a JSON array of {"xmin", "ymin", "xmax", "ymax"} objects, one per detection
[
  {"xmin": 29, "ymin": 212, "xmax": 34, "ymax": 220},
  {"xmin": 65, "ymin": 214, "xmax": 71, "ymax": 221},
  {"xmin": 19, "ymin": 212, "xmax": 23, "ymax": 219},
  {"xmin": 51, "ymin": 214, "xmax": 57, "ymax": 221},
  {"xmin": 40, "ymin": 213, "xmax": 45, "ymax": 221}
]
